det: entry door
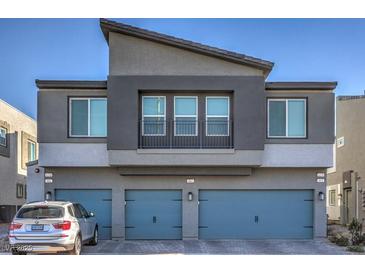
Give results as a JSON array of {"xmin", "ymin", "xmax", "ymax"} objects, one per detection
[
  {"xmin": 55, "ymin": 189, "xmax": 112, "ymax": 240},
  {"xmin": 199, "ymin": 190, "xmax": 313, "ymax": 239},
  {"xmin": 345, "ymin": 189, "xmax": 353, "ymax": 224},
  {"xmin": 125, "ymin": 190, "xmax": 182, "ymax": 240}
]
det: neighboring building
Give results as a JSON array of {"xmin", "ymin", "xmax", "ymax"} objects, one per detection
[
  {"xmin": 327, "ymin": 96, "xmax": 365, "ymax": 225},
  {"xmin": 0, "ymin": 99, "xmax": 37, "ymax": 222},
  {"xmin": 29, "ymin": 19, "xmax": 336, "ymax": 240}
]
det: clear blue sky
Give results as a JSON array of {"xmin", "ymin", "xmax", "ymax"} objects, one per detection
[{"xmin": 1, "ymin": 18, "xmax": 365, "ymax": 119}]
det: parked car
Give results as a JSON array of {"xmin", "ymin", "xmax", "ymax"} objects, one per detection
[{"xmin": 8, "ymin": 200, "xmax": 98, "ymax": 255}]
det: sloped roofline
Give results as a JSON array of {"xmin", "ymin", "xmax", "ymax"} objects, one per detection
[{"xmin": 99, "ymin": 18, "xmax": 274, "ymax": 76}]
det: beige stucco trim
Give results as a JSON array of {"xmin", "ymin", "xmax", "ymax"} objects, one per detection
[
  {"xmin": 21, "ymin": 131, "xmax": 37, "ymax": 170},
  {"xmin": 0, "ymin": 120, "xmax": 10, "ymax": 130}
]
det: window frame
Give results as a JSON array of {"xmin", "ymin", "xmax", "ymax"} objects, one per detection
[
  {"xmin": 141, "ymin": 96, "xmax": 166, "ymax": 136},
  {"xmin": 16, "ymin": 184, "xmax": 24, "ymax": 199},
  {"xmin": 27, "ymin": 140, "xmax": 36, "ymax": 162},
  {"xmin": 205, "ymin": 96, "xmax": 230, "ymax": 137},
  {"xmin": 69, "ymin": 97, "xmax": 107, "ymax": 138},
  {"xmin": 329, "ymin": 189, "xmax": 336, "ymax": 206},
  {"xmin": 174, "ymin": 96, "xmax": 198, "ymax": 136},
  {"xmin": 267, "ymin": 98, "xmax": 307, "ymax": 139},
  {"xmin": 0, "ymin": 127, "xmax": 7, "ymax": 147}
]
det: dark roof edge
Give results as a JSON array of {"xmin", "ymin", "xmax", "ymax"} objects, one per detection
[
  {"xmin": 338, "ymin": 95, "xmax": 365, "ymax": 101},
  {"xmin": 36, "ymin": 80, "xmax": 107, "ymax": 89},
  {"xmin": 265, "ymin": 82, "xmax": 337, "ymax": 90},
  {"xmin": 26, "ymin": 160, "xmax": 38, "ymax": 167},
  {"xmin": 99, "ymin": 18, "xmax": 274, "ymax": 74}
]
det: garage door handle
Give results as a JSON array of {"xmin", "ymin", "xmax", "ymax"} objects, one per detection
[
  {"xmin": 153, "ymin": 216, "xmax": 157, "ymax": 223},
  {"xmin": 254, "ymin": 216, "xmax": 259, "ymax": 223}
]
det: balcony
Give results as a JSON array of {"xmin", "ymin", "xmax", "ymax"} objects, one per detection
[{"xmin": 138, "ymin": 119, "xmax": 233, "ymax": 149}]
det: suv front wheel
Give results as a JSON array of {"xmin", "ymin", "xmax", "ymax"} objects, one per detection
[{"xmin": 89, "ymin": 227, "xmax": 98, "ymax": 246}]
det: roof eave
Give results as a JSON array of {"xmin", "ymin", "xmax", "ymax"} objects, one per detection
[
  {"xmin": 35, "ymin": 80, "xmax": 107, "ymax": 89},
  {"xmin": 265, "ymin": 82, "xmax": 338, "ymax": 91}
]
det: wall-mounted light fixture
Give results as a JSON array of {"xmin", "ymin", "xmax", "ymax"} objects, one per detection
[
  {"xmin": 188, "ymin": 192, "xmax": 193, "ymax": 201},
  {"xmin": 45, "ymin": 191, "xmax": 52, "ymax": 201},
  {"xmin": 318, "ymin": 191, "xmax": 325, "ymax": 201}
]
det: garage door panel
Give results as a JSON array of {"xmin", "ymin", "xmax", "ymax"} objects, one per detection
[
  {"xmin": 55, "ymin": 189, "xmax": 112, "ymax": 240},
  {"xmin": 125, "ymin": 190, "xmax": 182, "ymax": 240},
  {"xmin": 199, "ymin": 190, "xmax": 313, "ymax": 239}
]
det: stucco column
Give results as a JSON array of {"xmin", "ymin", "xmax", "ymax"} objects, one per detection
[
  {"xmin": 112, "ymin": 186, "xmax": 124, "ymax": 240},
  {"xmin": 182, "ymin": 185, "xmax": 199, "ymax": 240},
  {"xmin": 314, "ymin": 171, "xmax": 327, "ymax": 238}
]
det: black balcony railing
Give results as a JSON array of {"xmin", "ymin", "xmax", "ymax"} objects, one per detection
[{"xmin": 138, "ymin": 119, "xmax": 233, "ymax": 149}]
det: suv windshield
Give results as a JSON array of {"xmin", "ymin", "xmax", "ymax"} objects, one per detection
[{"xmin": 17, "ymin": 206, "xmax": 64, "ymax": 219}]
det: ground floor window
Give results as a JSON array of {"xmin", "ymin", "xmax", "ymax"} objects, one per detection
[
  {"xmin": 16, "ymin": 184, "xmax": 24, "ymax": 198},
  {"xmin": 329, "ymin": 189, "xmax": 336, "ymax": 206}
]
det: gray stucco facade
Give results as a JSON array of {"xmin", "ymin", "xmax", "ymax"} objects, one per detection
[{"xmin": 30, "ymin": 19, "xmax": 336, "ymax": 240}]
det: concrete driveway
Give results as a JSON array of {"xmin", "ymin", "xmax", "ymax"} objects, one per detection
[{"xmin": 82, "ymin": 239, "xmax": 352, "ymax": 255}]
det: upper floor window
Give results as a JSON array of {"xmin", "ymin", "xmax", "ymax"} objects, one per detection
[
  {"xmin": 69, "ymin": 98, "xmax": 107, "ymax": 137},
  {"xmin": 27, "ymin": 140, "xmax": 36, "ymax": 162},
  {"xmin": 0, "ymin": 127, "xmax": 6, "ymax": 146},
  {"xmin": 206, "ymin": 97, "xmax": 230, "ymax": 136},
  {"xmin": 142, "ymin": 96, "xmax": 166, "ymax": 136},
  {"xmin": 267, "ymin": 98, "xmax": 306, "ymax": 138},
  {"xmin": 174, "ymin": 96, "xmax": 198, "ymax": 136}
]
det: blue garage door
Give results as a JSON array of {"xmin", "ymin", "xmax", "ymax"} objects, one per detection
[
  {"xmin": 55, "ymin": 189, "xmax": 112, "ymax": 240},
  {"xmin": 125, "ymin": 190, "xmax": 182, "ymax": 240},
  {"xmin": 199, "ymin": 190, "xmax": 313, "ymax": 239}
]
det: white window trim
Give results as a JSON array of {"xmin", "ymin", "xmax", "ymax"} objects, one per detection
[
  {"xmin": 174, "ymin": 96, "xmax": 198, "ymax": 136},
  {"xmin": 0, "ymin": 127, "xmax": 7, "ymax": 147},
  {"xmin": 69, "ymin": 98, "xmax": 107, "ymax": 138},
  {"xmin": 329, "ymin": 189, "xmax": 336, "ymax": 206},
  {"xmin": 142, "ymin": 96, "xmax": 166, "ymax": 136},
  {"xmin": 205, "ymin": 96, "xmax": 230, "ymax": 136},
  {"xmin": 267, "ymin": 98, "xmax": 307, "ymax": 138},
  {"xmin": 27, "ymin": 140, "xmax": 36, "ymax": 162}
]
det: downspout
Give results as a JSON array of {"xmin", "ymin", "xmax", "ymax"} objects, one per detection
[
  {"xmin": 355, "ymin": 172, "xmax": 361, "ymax": 220},
  {"xmin": 356, "ymin": 180, "xmax": 359, "ymax": 219}
]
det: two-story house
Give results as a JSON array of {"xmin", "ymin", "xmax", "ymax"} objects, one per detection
[
  {"xmin": 29, "ymin": 19, "xmax": 336, "ymax": 240},
  {"xmin": 327, "ymin": 96, "xmax": 365, "ymax": 225},
  {"xmin": 0, "ymin": 99, "xmax": 37, "ymax": 222}
]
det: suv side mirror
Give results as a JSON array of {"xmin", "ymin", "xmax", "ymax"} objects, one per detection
[{"xmin": 89, "ymin": 212, "xmax": 95, "ymax": 217}]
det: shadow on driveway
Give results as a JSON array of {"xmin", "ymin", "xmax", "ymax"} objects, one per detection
[{"xmin": 82, "ymin": 239, "xmax": 351, "ymax": 255}]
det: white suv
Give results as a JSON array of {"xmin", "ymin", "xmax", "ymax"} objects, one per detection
[{"xmin": 8, "ymin": 201, "xmax": 98, "ymax": 255}]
